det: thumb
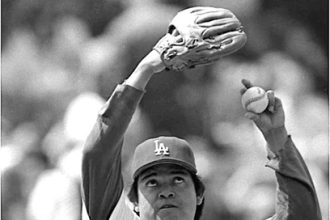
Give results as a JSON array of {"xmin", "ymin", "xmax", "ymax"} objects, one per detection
[
  {"xmin": 244, "ymin": 112, "xmax": 260, "ymax": 121},
  {"xmin": 244, "ymin": 112, "xmax": 267, "ymax": 133},
  {"xmin": 266, "ymin": 90, "xmax": 275, "ymax": 113}
]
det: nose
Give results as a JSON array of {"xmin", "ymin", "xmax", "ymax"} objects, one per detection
[{"xmin": 159, "ymin": 188, "xmax": 175, "ymax": 199}]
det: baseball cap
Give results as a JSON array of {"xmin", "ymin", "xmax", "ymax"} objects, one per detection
[{"xmin": 131, "ymin": 136, "xmax": 197, "ymax": 179}]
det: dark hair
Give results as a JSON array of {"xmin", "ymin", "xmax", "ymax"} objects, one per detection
[{"xmin": 127, "ymin": 171, "xmax": 205, "ymax": 220}]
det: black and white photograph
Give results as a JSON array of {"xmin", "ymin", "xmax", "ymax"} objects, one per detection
[{"xmin": 1, "ymin": 0, "xmax": 329, "ymax": 220}]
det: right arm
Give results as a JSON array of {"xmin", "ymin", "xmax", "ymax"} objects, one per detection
[
  {"xmin": 81, "ymin": 50, "xmax": 164, "ymax": 220},
  {"xmin": 240, "ymin": 79, "xmax": 321, "ymax": 220}
]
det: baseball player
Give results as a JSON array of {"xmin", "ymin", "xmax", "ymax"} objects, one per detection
[{"xmin": 81, "ymin": 7, "xmax": 321, "ymax": 220}]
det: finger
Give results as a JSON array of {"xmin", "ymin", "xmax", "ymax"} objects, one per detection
[
  {"xmin": 207, "ymin": 30, "xmax": 245, "ymax": 44},
  {"xmin": 241, "ymin": 79, "xmax": 253, "ymax": 89},
  {"xmin": 244, "ymin": 112, "xmax": 260, "ymax": 121},
  {"xmin": 203, "ymin": 33, "xmax": 246, "ymax": 57},
  {"xmin": 195, "ymin": 10, "xmax": 234, "ymax": 23},
  {"xmin": 189, "ymin": 7, "xmax": 220, "ymax": 15},
  {"xmin": 196, "ymin": 12, "xmax": 230, "ymax": 23},
  {"xmin": 266, "ymin": 90, "xmax": 275, "ymax": 113},
  {"xmin": 199, "ymin": 18, "xmax": 240, "ymax": 28},
  {"xmin": 200, "ymin": 16, "xmax": 240, "ymax": 27},
  {"xmin": 201, "ymin": 20, "xmax": 242, "ymax": 38},
  {"xmin": 240, "ymin": 88, "xmax": 247, "ymax": 95},
  {"xmin": 188, "ymin": 6, "xmax": 215, "ymax": 14},
  {"xmin": 273, "ymin": 97, "xmax": 283, "ymax": 112}
]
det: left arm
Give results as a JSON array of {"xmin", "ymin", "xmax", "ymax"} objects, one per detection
[
  {"xmin": 265, "ymin": 134, "xmax": 322, "ymax": 220},
  {"xmin": 241, "ymin": 79, "xmax": 322, "ymax": 220}
]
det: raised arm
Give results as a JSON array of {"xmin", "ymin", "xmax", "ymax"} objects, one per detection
[
  {"xmin": 240, "ymin": 79, "xmax": 322, "ymax": 220},
  {"xmin": 81, "ymin": 6, "xmax": 247, "ymax": 219},
  {"xmin": 81, "ymin": 51, "xmax": 164, "ymax": 220}
]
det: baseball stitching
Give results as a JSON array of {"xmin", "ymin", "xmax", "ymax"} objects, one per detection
[{"xmin": 244, "ymin": 91, "xmax": 266, "ymax": 110}]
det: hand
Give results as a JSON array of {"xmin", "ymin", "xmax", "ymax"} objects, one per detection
[
  {"xmin": 153, "ymin": 7, "xmax": 247, "ymax": 71},
  {"xmin": 240, "ymin": 79, "xmax": 288, "ymax": 154}
]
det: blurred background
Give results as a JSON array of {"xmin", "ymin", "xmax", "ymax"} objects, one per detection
[{"xmin": 1, "ymin": 0, "xmax": 328, "ymax": 219}]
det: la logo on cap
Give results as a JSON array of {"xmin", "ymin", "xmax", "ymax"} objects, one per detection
[{"xmin": 154, "ymin": 140, "xmax": 170, "ymax": 156}]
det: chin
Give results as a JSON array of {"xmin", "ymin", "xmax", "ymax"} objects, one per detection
[{"xmin": 157, "ymin": 209, "xmax": 181, "ymax": 220}]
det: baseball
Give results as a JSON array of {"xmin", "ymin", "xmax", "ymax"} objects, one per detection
[{"xmin": 241, "ymin": 86, "xmax": 269, "ymax": 113}]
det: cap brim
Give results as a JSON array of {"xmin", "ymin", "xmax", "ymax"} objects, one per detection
[{"xmin": 133, "ymin": 158, "xmax": 197, "ymax": 179}]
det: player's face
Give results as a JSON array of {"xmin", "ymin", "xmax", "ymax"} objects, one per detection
[{"xmin": 136, "ymin": 164, "xmax": 203, "ymax": 220}]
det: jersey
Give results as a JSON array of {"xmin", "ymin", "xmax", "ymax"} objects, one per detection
[{"xmin": 81, "ymin": 83, "xmax": 321, "ymax": 220}]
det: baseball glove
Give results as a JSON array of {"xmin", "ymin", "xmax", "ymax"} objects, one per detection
[{"xmin": 153, "ymin": 7, "xmax": 247, "ymax": 71}]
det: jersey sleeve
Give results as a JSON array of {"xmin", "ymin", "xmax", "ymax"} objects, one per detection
[
  {"xmin": 81, "ymin": 84, "xmax": 144, "ymax": 220},
  {"xmin": 265, "ymin": 136, "xmax": 322, "ymax": 220}
]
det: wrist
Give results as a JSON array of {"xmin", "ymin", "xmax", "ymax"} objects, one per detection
[
  {"xmin": 124, "ymin": 65, "xmax": 154, "ymax": 91},
  {"xmin": 124, "ymin": 51, "xmax": 164, "ymax": 91},
  {"xmin": 263, "ymin": 126, "xmax": 288, "ymax": 154},
  {"xmin": 135, "ymin": 62, "xmax": 157, "ymax": 78},
  {"xmin": 139, "ymin": 50, "xmax": 165, "ymax": 74}
]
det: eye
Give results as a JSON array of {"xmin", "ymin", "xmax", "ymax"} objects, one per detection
[
  {"xmin": 174, "ymin": 176, "xmax": 184, "ymax": 184},
  {"xmin": 146, "ymin": 179, "xmax": 158, "ymax": 187}
]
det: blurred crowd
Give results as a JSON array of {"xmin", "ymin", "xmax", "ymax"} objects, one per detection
[{"xmin": 1, "ymin": 0, "xmax": 328, "ymax": 220}]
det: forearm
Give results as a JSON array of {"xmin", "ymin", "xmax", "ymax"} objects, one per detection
[
  {"xmin": 82, "ymin": 85, "xmax": 144, "ymax": 220},
  {"xmin": 263, "ymin": 126, "xmax": 288, "ymax": 158},
  {"xmin": 82, "ymin": 50, "xmax": 164, "ymax": 220},
  {"xmin": 266, "ymin": 137, "xmax": 321, "ymax": 220},
  {"xmin": 83, "ymin": 50, "xmax": 163, "ymax": 155},
  {"xmin": 83, "ymin": 85, "xmax": 145, "ymax": 155}
]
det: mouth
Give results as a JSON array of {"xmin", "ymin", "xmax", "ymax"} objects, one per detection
[{"xmin": 159, "ymin": 204, "xmax": 178, "ymax": 210}]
